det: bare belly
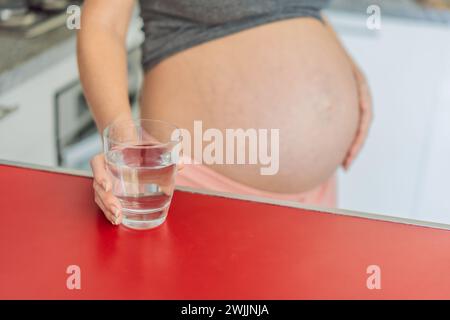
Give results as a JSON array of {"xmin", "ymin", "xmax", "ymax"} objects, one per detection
[{"xmin": 140, "ymin": 17, "xmax": 359, "ymax": 193}]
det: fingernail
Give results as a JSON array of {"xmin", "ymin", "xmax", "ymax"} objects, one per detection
[
  {"xmin": 102, "ymin": 181, "xmax": 109, "ymax": 192},
  {"xmin": 112, "ymin": 206, "xmax": 121, "ymax": 217},
  {"xmin": 343, "ymin": 162, "xmax": 349, "ymax": 171}
]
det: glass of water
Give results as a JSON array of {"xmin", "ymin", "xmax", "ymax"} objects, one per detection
[{"xmin": 103, "ymin": 119, "xmax": 182, "ymax": 230}]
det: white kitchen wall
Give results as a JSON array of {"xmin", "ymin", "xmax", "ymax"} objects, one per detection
[{"xmin": 326, "ymin": 10, "xmax": 450, "ymax": 223}]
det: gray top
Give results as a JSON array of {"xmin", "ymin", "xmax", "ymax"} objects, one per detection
[
  {"xmin": 2, "ymin": 1, "xmax": 450, "ymax": 95},
  {"xmin": 139, "ymin": 0, "xmax": 330, "ymax": 71}
]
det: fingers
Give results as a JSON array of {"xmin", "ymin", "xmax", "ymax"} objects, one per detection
[
  {"xmin": 91, "ymin": 153, "xmax": 122, "ymax": 225},
  {"xmin": 141, "ymin": 128, "xmax": 163, "ymax": 145},
  {"xmin": 343, "ymin": 70, "xmax": 373, "ymax": 170},
  {"xmin": 177, "ymin": 159, "xmax": 184, "ymax": 171},
  {"xmin": 90, "ymin": 154, "xmax": 111, "ymax": 192},
  {"xmin": 346, "ymin": 104, "xmax": 372, "ymax": 163},
  {"xmin": 94, "ymin": 189, "xmax": 119, "ymax": 225},
  {"xmin": 343, "ymin": 108, "xmax": 372, "ymax": 170},
  {"xmin": 160, "ymin": 183, "xmax": 174, "ymax": 196},
  {"xmin": 93, "ymin": 181, "xmax": 122, "ymax": 225}
]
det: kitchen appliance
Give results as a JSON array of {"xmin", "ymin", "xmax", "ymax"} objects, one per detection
[
  {"xmin": 0, "ymin": 0, "xmax": 28, "ymax": 17},
  {"xmin": 29, "ymin": 0, "xmax": 73, "ymax": 12},
  {"xmin": 0, "ymin": 0, "xmax": 81, "ymax": 37},
  {"xmin": 55, "ymin": 47, "xmax": 143, "ymax": 170}
]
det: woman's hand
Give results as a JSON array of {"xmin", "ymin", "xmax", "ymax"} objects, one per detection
[
  {"xmin": 343, "ymin": 65, "xmax": 373, "ymax": 170},
  {"xmin": 90, "ymin": 153, "xmax": 122, "ymax": 225},
  {"xmin": 90, "ymin": 151, "xmax": 184, "ymax": 225}
]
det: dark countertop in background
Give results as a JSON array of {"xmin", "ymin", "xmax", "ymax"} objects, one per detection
[
  {"xmin": 0, "ymin": 27, "xmax": 76, "ymax": 96},
  {"xmin": 0, "ymin": 0, "xmax": 449, "ymax": 96}
]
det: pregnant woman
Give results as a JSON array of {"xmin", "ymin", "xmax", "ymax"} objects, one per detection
[{"xmin": 78, "ymin": 0, "xmax": 372, "ymax": 225}]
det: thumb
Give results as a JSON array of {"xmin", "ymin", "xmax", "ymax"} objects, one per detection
[{"xmin": 90, "ymin": 153, "xmax": 112, "ymax": 192}]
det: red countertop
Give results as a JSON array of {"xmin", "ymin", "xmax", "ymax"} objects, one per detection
[{"xmin": 0, "ymin": 163, "xmax": 450, "ymax": 299}]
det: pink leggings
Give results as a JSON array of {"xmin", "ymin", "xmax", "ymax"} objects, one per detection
[{"xmin": 175, "ymin": 159, "xmax": 337, "ymax": 208}]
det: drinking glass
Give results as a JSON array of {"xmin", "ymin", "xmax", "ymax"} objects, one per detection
[{"xmin": 103, "ymin": 119, "xmax": 182, "ymax": 230}]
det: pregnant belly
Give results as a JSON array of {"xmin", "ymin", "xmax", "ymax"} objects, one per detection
[{"xmin": 141, "ymin": 17, "xmax": 359, "ymax": 193}]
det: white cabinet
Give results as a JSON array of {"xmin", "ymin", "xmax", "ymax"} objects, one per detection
[
  {"xmin": 0, "ymin": 13, "xmax": 143, "ymax": 168},
  {"xmin": 0, "ymin": 54, "xmax": 78, "ymax": 166},
  {"xmin": 325, "ymin": 10, "xmax": 450, "ymax": 221},
  {"xmin": 415, "ymin": 50, "xmax": 450, "ymax": 222}
]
